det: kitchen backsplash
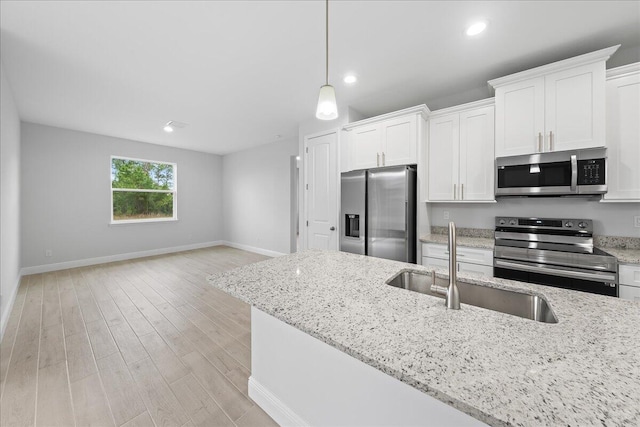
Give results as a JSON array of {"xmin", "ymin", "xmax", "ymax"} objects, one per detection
[
  {"xmin": 428, "ymin": 227, "xmax": 640, "ymax": 250},
  {"xmin": 428, "ymin": 198, "xmax": 640, "ymax": 238}
]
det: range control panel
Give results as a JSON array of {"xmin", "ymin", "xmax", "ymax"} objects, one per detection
[{"xmin": 496, "ymin": 217, "xmax": 593, "ymax": 232}]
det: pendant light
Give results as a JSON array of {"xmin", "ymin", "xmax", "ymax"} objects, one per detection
[{"xmin": 316, "ymin": 0, "xmax": 338, "ymax": 120}]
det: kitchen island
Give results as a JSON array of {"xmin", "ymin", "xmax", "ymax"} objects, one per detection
[{"xmin": 208, "ymin": 250, "xmax": 640, "ymax": 426}]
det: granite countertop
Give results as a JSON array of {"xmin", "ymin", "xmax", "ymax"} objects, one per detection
[
  {"xmin": 209, "ymin": 250, "xmax": 640, "ymax": 427},
  {"xmin": 420, "ymin": 233, "xmax": 494, "ymax": 249},
  {"xmin": 420, "ymin": 228, "xmax": 640, "ymax": 264},
  {"xmin": 606, "ymin": 248, "xmax": 640, "ymax": 265}
]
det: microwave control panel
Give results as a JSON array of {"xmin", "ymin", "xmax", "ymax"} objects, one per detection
[{"xmin": 578, "ymin": 158, "xmax": 605, "ymax": 185}]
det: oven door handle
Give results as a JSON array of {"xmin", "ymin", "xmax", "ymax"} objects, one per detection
[
  {"xmin": 570, "ymin": 154, "xmax": 578, "ymax": 192},
  {"xmin": 494, "ymin": 259, "xmax": 617, "ymax": 282}
]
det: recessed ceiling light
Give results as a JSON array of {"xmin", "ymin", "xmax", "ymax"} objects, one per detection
[
  {"xmin": 466, "ymin": 21, "xmax": 487, "ymax": 36},
  {"xmin": 163, "ymin": 120, "xmax": 187, "ymax": 133},
  {"xmin": 344, "ymin": 74, "xmax": 357, "ymax": 84}
]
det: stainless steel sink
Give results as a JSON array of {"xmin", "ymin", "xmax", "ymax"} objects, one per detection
[{"xmin": 386, "ymin": 270, "xmax": 558, "ymax": 323}]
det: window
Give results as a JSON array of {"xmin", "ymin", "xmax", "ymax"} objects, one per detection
[{"xmin": 111, "ymin": 156, "xmax": 177, "ymax": 223}]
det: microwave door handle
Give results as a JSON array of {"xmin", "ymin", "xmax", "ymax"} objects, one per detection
[{"xmin": 570, "ymin": 154, "xmax": 578, "ymax": 191}]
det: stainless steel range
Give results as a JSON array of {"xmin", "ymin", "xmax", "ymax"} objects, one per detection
[{"xmin": 493, "ymin": 217, "xmax": 618, "ymax": 296}]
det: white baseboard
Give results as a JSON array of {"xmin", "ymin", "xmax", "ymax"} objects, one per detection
[
  {"xmin": 248, "ymin": 376, "xmax": 309, "ymax": 427},
  {"xmin": 19, "ymin": 240, "xmax": 226, "ymax": 275},
  {"xmin": 221, "ymin": 241, "xmax": 287, "ymax": 258},
  {"xmin": 0, "ymin": 275, "xmax": 22, "ymax": 341}
]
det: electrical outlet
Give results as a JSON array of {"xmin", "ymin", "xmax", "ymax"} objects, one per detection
[
  {"xmin": 443, "ymin": 211, "xmax": 450, "ymax": 220},
  {"xmin": 45, "ymin": 249, "xmax": 52, "ymax": 257},
  {"xmin": 635, "ymin": 216, "xmax": 640, "ymax": 228}
]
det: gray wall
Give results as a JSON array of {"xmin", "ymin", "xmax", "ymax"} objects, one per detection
[
  {"xmin": 429, "ymin": 199, "xmax": 640, "ymax": 237},
  {"xmin": 222, "ymin": 138, "xmax": 298, "ymax": 255},
  {"xmin": 20, "ymin": 123, "xmax": 223, "ymax": 270},
  {"xmin": 1, "ymin": 60, "xmax": 21, "ymax": 335}
]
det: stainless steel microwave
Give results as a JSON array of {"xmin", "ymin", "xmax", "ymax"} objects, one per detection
[{"xmin": 496, "ymin": 147, "xmax": 607, "ymax": 197}]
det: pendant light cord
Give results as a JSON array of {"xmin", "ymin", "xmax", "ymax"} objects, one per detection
[{"xmin": 325, "ymin": 0, "xmax": 329, "ymax": 85}]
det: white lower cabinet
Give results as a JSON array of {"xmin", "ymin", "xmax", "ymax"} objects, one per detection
[
  {"xmin": 619, "ymin": 264, "xmax": 640, "ymax": 302},
  {"xmin": 421, "ymin": 243, "xmax": 493, "ymax": 278}
]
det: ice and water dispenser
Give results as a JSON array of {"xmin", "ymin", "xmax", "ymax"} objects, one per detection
[{"xmin": 345, "ymin": 214, "xmax": 360, "ymax": 238}]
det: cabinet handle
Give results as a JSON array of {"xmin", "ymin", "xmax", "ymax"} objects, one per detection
[
  {"xmin": 376, "ymin": 152, "xmax": 380, "ymax": 167},
  {"xmin": 382, "ymin": 152, "xmax": 385, "ymax": 166},
  {"xmin": 453, "ymin": 184, "xmax": 456, "ymax": 200},
  {"xmin": 461, "ymin": 183, "xmax": 464, "ymax": 200},
  {"xmin": 538, "ymin": 132, "xmax": 543, "ymax": 152},
  {"xmin": 444, "ymin": 251, "xmax": 465, "ymax": 257},
  {"xmin": 549, "ymin": 131, "xmax": 554, "ymax": 151}
]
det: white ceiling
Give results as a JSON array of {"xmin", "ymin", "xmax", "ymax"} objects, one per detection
[{"xmin": 1, "ymin": 1, "xmax": 639, "ymax": 155}]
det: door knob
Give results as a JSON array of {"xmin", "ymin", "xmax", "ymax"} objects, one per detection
[{"xmin": 330, "ymin": 226, "xmax": 336, "ymax": 231}]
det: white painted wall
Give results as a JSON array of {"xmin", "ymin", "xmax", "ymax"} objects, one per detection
[
  {"xmin": 429, "ymin": 199, "xmax": 640, "ymax": 237},
  {"xmin": 0, "ymin": 60, "xmax": 22, "ymax": 337},
  {"xmin": 20, "ymin": 123, "xmax": 223, "ymax": 271},
  {"xmin": 222, "ymin": 138, "xmax": 298, "ymax": 255}
]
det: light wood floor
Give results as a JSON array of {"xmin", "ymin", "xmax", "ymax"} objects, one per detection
[{"xmin": 0, "ymin": 246, "xmax": 279, "ymax": 427}]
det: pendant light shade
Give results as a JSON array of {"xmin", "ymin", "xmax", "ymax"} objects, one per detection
[
  {"xmin": 316, "ymin": 0, "xmax": 338, "ymax": 121},
  {"xmin": 316, "ymin": 84, "xmax": 338, "ymax": 120}
]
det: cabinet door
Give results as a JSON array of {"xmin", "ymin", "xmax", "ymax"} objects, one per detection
[
  {"xmin": 544, "ymin": 62, "xmax": 606, "ymax": 151},
  {"xmin": 382, "ymin": 114, "xmax": 417, "ymax": 166},
  {"xmin": 495, "ymin": 77, "xmax": 545, "ymax": 157},
  {"xmin": 619, "ymin": 284, "xmax": 640, "ymax": 302},
  {"xmin": 459, "ymin": 106, "xmax": 495, "ymax": 201},
  {"xmin": 428, "ymin": 114, "xmax": 459, "ymax": 201},
  {"xmin": 350, "ymin": 124, "xmax": 381, "ymax": 170},
  {"xmin": 604, "ymin": 72, "xmax": 640, "ymax": 201}
]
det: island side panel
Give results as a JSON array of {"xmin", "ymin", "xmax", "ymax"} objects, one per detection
[{"xmin": 249, "ymin": 307, "xmax": 487, "ymax": 427}]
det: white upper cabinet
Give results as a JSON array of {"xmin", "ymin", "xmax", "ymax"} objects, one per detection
[
  {"xmin": 544, "ymin": 63, "xmax": 606, "ymax": 151},
  {"xmin": 382, "ymin": 114, "xmax": 418, "ymax": 166},
  {"xmin": 344, "ymin": 105, "xmax": 428, "ymax": 171},
  {"xmin": 459, "ymin": 106, "xmax": 495, "ymax": 201},
  {"xmin": 350, "ymin": 123, "xmax": 381, "ymax": 170},
  {"xmin": 490, "ymin": 45, "xmax": 619, "ymax": 157},
  {"xmin": 428, "ymin": 100, "xmax": 495, "ymax": 202},
  {"xmin": 428, "ymin": 114, "xmax": 459, "ymax": 201},
  {"xmin": 604, "ymin": 63, "xmax": 640, "ymax": 201},
  {"xmin": 495, "ymin": 77, "xmax": 545, "ymax": 156}
]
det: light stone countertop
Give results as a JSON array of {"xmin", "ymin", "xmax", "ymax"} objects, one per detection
[
  {"xmin": 420, "ymin": 234, "xmax": 494, "ymax": 249},
  {"xmin": 604, "ymin": 248, "xmax": 640, "ymax": 265},
  {"xmin": 209, "ymin": 250, "xmax": 640, "ymax": 427}
]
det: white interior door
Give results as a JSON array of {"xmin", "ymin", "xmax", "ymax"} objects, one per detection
[{"xmin": 305, "ymin": 131, "xmax": 338, "ymax": 250}]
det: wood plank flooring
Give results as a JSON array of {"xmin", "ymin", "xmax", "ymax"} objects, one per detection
[{"xmin": 0, "ymin": 246, "xmax": 278, "ymax": 427}]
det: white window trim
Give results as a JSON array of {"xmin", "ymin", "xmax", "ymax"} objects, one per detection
[{"xmin": 110, "ymin": 155, "xmax": 178, "ymax": 225}]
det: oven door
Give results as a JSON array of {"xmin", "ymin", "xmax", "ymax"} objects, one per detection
[
  {"xmin": 496, "ymin": 160, "xmax": 577, "ymax": 196},
  {"xmin": 494, "ymin": 258, "xmax": 618, "ymax": 297}
]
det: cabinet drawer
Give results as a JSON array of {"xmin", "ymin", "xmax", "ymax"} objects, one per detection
[
  {"xmin": 422, "ymin": 243, "xmax": 449, "ymax": 259},
  {"xmin": 619, "ymin": 284, "xmax": 640, "ymax": 302},
  {"xmin": 422, "ymin": 256, "xmax": 449, "ymax": 269},
  {"xmin": 458, "ymin": 261, "xmax": 493, "ymax": 278},
  {"xmin": 422, "ymin": 243, "xmax": 493, "ymax": 266},
  {"xmin": 619, "ymin": 264, "xmax": 640, "ymax": 287}
]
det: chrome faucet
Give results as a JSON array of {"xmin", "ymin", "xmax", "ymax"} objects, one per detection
[{"xmin": 430, "ymin": 222, "xmax": 461, "ymax": 309}]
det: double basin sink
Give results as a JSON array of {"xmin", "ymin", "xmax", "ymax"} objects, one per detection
[{"xmin": 386, "ymin": 270, "xmax": 558, "ymax": 323}]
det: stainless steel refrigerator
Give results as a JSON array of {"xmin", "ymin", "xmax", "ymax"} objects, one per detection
[{"xmin": 340, "ymin": 165, "xmax": 416, "ymax": 263}]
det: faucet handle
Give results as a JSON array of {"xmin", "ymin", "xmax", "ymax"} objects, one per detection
[{"xmin": 430, "ymin": 270, "xmax": 447, "ymax": 296}]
